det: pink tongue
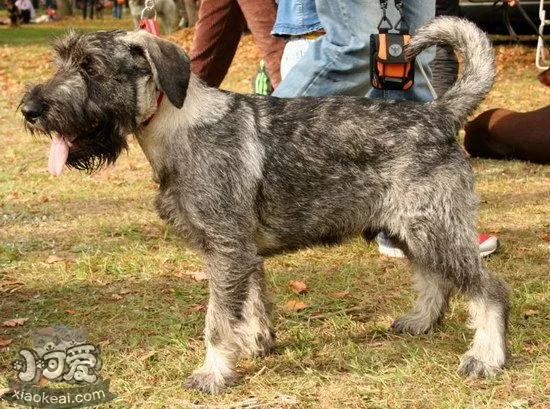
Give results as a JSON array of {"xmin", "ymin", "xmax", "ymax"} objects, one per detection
[{"xmin": 48, "ymin": 135, "xmax": 69, "ymax": 177}]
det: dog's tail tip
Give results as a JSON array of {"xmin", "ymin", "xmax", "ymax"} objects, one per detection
[{"xmin": 408, "ymin": 16, "xmax": 495, "ymax": 123}]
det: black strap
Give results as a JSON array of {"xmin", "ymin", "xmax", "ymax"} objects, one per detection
[
  {"xmin": 493, "ymin": 0, "xmax": 547, "ymax": 47},
  {"xmin": 377, "ymin": 0, "xmax": 410, "ymax": 34},
  {"xmin": 394, "ymin": 0, "xmax": 410, "ymax": 33},
  {"xmin": 378, "ymin": 0, "xmax": 393, "ymax": 32}
]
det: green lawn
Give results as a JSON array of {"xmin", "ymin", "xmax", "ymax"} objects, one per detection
[{"xmin": 0, "ymin": 18, "xmax": 549, "ymax": 409}]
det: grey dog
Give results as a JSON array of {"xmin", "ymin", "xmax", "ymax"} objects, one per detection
[{"xmin": 20, "ymin": 17, "xmax": 509, "ymax": 393}]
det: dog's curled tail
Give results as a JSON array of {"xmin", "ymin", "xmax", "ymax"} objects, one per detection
[{"xmin": 407, "ymin": 16, "xmax": 495, "ymax": 123}]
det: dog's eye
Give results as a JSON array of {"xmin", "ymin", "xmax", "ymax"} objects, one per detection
[
  {"xmin": 80, "ymin": 56, "xmax": 97, "ymax": 76},
  {"xmin": 129, "ymin": 45, "xmax": 145, "ymax": 59}
]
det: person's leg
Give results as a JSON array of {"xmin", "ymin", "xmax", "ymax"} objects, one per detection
[
  {"xmin": 431, "ymin": 0, "xmax": 460, "ymax": 96},
  {"xmin": 273, "ymin": 0, "xmax": 379, "ymax": 97},
  {"xmin": 368, "ymin": 0, "xmax": 436, "ymax": 102},
  {"xmin": 189, "ymin": 0, "xmax": 246, "ymax": 88},
  {"xmin": 237, "ymin": 0, "xmax": 285, "ymax": 87}
]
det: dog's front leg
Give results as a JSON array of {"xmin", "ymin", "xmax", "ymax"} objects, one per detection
[{"xmin": 185, "ymin": 247, "xmax": 273, "ymax": 394}]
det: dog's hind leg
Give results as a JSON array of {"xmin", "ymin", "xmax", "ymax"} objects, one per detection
[
  {"xmin": 458, "ymin": 267, "xmax": 509, "ymax": 377},
  {"xmin": 391, "ymin": 265, "xmax": 454, "ymax": 334},
  {"xmin": 396, "ymin": 205, "xmax": 509, "ymax": 377},
  {"xmin": 184, "ymin": 246, "xmax": 273, "ymax": 394}
]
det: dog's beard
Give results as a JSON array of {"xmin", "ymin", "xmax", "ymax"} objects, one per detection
[
  {"xmin": 25, "ymin": 114, "xmax": 130, "ymax": 174},
  {"xmin": 65, "ymin": 119, "xmax": 129, "ymax": 172}
]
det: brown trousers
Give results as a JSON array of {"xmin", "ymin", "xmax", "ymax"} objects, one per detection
[{"xmin": 189, "ymin": 0, "xmax": 285, "ymax": 88}]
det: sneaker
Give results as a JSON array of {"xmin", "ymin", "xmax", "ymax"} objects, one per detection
[
  {"xmin": 478, "ymin": 233, "xmax": 499, "ymax": 257},
  {"xmin": 377, "ymin": 232, "xmax": 499, "ymax": 258}
]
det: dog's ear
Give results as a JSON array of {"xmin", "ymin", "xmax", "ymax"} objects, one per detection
[{"xmin": 132, "ymin": 32, "xmax": 190, "ymax": 109}]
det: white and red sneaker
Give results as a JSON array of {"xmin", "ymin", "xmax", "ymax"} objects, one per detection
[
  {"xmin": 478, "ymin": 233, "xmax": 499, "ymax": 257},
  {"xmin": 377, "ymin": 232, "xmax": 499, "ymax": 258}
]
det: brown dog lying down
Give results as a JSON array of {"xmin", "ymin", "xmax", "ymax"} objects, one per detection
[
  {"xmin": 539, "ymin": 68, "xmax": 550, "ymax": 86},
  {"xmin": 464, "ymin": 69, "xmax": 550, "ymax": 164}
]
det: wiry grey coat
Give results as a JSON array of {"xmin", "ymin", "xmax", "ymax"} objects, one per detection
[{"xmin": 21, "ymin": 17, "xmax": 509, "ymax": 394}]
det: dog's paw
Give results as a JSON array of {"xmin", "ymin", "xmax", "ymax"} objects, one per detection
[
  {"xmin": 391, "ymin": 313, "xmax": 435, "ymax": 335},
  {"xmin": 458, "ymin": 354, "xmax": 502, "ymax": 378},
  {"xmin": 248, "ymin": 330, "xmax": 276, "ymax": 358},
  {"xmin": 184, "ymin": 368, "xmax": 236, "ymax": 394}
]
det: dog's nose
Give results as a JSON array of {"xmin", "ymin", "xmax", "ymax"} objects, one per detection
[{"xmin": 21, "ymin": 101, "xmax": 45, "ymax": 123}]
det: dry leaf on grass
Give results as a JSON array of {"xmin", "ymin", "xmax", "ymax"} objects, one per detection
[
  {"xmin": 2, "ymin": 317, "xmax": 29, "ymax": 327},
  {"xmin": 64, "ymin": 309, "xmax": 77, "ymax": 314},
  {"xmin": 184, "ymin": 270, "xmax": 208, "ymax": 281},
  {"xmin": 329, "ymin": 291, "xmax": 349, "ymax": 299},
  {"xmin": 37, "ymin": 195, "xmax": 49, "ymax": 203},
  {"xmin": 522, "ymin": 309, "xmax": 540, "ymax": 318},
  {"xmin": 187, "ymin": 304, "xmax": 205, "ymax": 312},
  {"xmin": 111, "ymin": 294, "xmax": 123, "ymax": 300},
  {"xmin": 138, "ymin": 351, "xmax": 157, "ymax": 361},
  {"xmin": 45, "ymin": 255, "xmax": 63, "ymax": 264},
  {"xmin": 0, "ymin": 339, "xmax": 13, "ymax": 348},
  {"xmin": 98, "ymin": 340, "xmax": 110, "ymax": 348},
  {"xmin": 288, "ymin": 280, "xmax": 308, "ymax": 294},
  {"xmin": 537, "ymin": 232, "xmax": 550, "ymax": 241},
  {"xmin": 284, "ymin": 300, "xmax": 308, "ymax": 311}
]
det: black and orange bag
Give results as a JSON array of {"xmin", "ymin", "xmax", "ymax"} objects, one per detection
[{"xmin": 370, "ymin": 0, "xmax": 415, "ymax": 91}]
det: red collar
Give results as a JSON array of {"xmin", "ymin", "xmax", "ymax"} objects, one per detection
[{"xmin": 142, "ymin": 92, "xmax": 164, "ymax": 127}]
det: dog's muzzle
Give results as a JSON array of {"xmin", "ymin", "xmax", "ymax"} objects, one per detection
[{"xmin": 21, "ymin": 100, "xmax": 45, "ymax": 124}]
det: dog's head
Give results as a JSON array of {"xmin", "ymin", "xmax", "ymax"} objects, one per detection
[{"xmin": 20, "ymin": 30, "xmax": 190, "ymax": 175}]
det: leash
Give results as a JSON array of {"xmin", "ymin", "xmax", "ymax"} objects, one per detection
[
  {"xmin": 138, "ymin": 0, "xmax": 164, "ymax": 125},
  {"xmin": 494, "ymin": 0, "xmax": 548, "ymax": 47},
  {"xmin": 139, "ymin": 0, "xmax": 160, "ymax": 36}
]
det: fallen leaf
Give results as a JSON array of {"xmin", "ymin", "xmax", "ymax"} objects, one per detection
[
  {"xmin": 537, "ymin": 232, "xmax": 550, "ymax": 241},
  {"xmin": 98, "ymin": 340, "xmax": 110, "ymax": 348},
  {"xmin": 284, "ymin": 300, "xmax": 308, "ymax": 311},
  {"xmin": 64, "ymin": 309, "xmax": 77, "ymax": 314},
  {"xmin": 329, "ymin": 291, "xmax": 349, "ymax": 299},
  {"xmin": 138, "ymin": 351, "xmax": 156, "ymax": 361},
  {"xmin": 288, "ymin": 280, "xmax": 308, "ymax": 294},
  {"xmin": 2, "ymin": 318, "xmax": 29, "ymax": 327},
  {"xmin": 147, "ymin": 182, "xmax": 159, "ymax": 190},
  {"xmin": 185, "ymin": 270, "xmax": 208, "ymax": 281},
  {"xmin": 0, "ymin": 339, "xmax": 13, "ymax": 348},
  {"xmin": 128, "ymin": 162, "xmax": 137, "ymax": 170},
  {"xmin": 111, "ymin": 294, "xmax": 123, "ymax": 300},
  {"xmin": 523, "ymin": 309, "xmax": 540, "ymax": 318},
  {"xmin": 187, "ymin": 304, "xmax": 205, "ymax": 312},
  {"xmin": 37, "ymin": 195, "xmax": 49, "ymax": 203},
  {"xmin": 45, "ymin": 255, "xmax": 63, "ymax": 264}
]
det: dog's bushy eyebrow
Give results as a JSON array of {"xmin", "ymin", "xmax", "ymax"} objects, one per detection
[{"xmin": 52, "ymin": 30, "xmax": 127, "ymax": 62}]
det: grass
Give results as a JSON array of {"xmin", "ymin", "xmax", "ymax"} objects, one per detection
[{"xmin": 1, "ymin": 16, "xmax": 549, "ymax": 409}]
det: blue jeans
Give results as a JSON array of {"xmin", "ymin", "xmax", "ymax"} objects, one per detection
[
  {"xmin": 272, "ymin": 0, "xmax": 436, "ymax": 102},
  {"xmin": 113, "ymin": 3, "xmax": 123, "ymax": 19}
]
